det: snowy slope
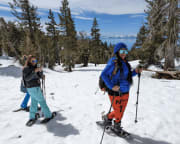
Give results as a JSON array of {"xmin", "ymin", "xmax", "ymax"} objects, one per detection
[{"xmin": 0, "ymin": 56, "xmax": 180, "ymax": 144}]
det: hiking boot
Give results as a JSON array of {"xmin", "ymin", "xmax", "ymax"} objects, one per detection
[
  {"xmin": 102, "ymin": 114, "xmax": 112, "ymax": 126},
  {"xmin": 26, "ymin": 119, "xmax": 36, "ymax": 126},
  {"xmin": 40, "ymin": 112, "xmax": 57, "ymax": 124},
  {"xmin": 21, "ymin": 107, "xmax": 29, "ymax": 112},
  {"xmin": 112, "ymin": 121, "xmax": 130, "ymax": 137},
  {"xmin": 113, "ymin": 121, "xmax": 122, "ymax": 133}
]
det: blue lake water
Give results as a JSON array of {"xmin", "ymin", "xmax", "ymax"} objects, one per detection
[{"xmin": 101, "ymin": 38, "xmax": 136, "ymax": 50}]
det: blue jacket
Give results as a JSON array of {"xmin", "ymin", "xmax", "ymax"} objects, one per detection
[{"xmin": 101, "ymin": 57, "xmax": 137, "ymax": 93}]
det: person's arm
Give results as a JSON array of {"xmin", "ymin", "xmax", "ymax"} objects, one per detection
[
  {"xmin": 101, "ymin": 59, "xmax": 115, "ymax": 90},
  {"xmin": 37, "ymin": 71, "xmax": 43, "ymax": 79},
  {"xmin": 23, "ymin": 68, "xmax": 39, "ymax": 82},
  {"xmin": 132, "ymin": 69, "xmax": 137, "ymax": 77}
]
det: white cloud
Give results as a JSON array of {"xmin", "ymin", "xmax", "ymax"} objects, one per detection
[
  {"xmin": 75, "ymin": 16, "xmax": 93, "ymax": 20},
  {"xmin": 0, "ymin": 0, "xmax": 147, "ymax": 15},
  {"xmin": 0, "ymin": 16, "xmax": 16, "ymax": 22},
  {"xmin": 0, "ymin": 6, "xmax": 11, "ymax": 11},
  {"xmin": 130, "ymin": 14, "xmax": 145, "ymax": 18},
  {"xmin": 69, "ymin": 0, "xmax": 147, "ymax": 15},
  {"xmin": 0, "ymin": 4, "xmax": 22, "ymax": 13}
]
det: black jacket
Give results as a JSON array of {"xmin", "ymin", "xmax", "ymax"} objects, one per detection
[{"xmin": 23, "ymin": 65, "xmax": 43, "ymax": 88}]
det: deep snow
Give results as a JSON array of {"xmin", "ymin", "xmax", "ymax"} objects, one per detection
[{"xmin": 0, "ymin": 56, "xmax": 180, "ymax": 144}]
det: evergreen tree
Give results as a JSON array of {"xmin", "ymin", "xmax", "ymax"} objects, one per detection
[
  {"xmin": 133, "ymin": 24, "xmax": 148, "ymax": 49},
  {"xmin": 129, "ymin": 24, "xmax": 148, "ymax": 61},
  {"xmin": 46, "ymin": 9, "xmax": 60, "ymax": 69},
  {"xmin": 0, "ymin": 18, "xmax": 22, "ymax": 58},
  {"xmin": 8, "ymin": 0, "xmax": 44, "ymax": 63},
  {"xmin": 163, "ymin": 0, "xmax": 179, "ymax": 70},
  {"xmin": 9, "ymin": 0, "xmax": 40, "ymax": 46},
  {"xmin": 140, "ymin": 0, "xmax": 167, "ymax": 65},
  {"xmin": 90, "ymin": 17, "xmax": 101, "ymax": 66},
  {"xmin": 58, "ymin": 0, "xmax": 77, "ymax": 72},
  {"xmin": 77, "ymin": 31, "xmax": 90, "ymax": 67}
]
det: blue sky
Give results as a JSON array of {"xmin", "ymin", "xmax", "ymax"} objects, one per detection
[{"xmin": 0, "ymin": 0, "xmax": 147, "ymax": 37}]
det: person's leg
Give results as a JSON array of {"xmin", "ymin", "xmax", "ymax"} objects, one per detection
[
  {"xmin": 35, "ymin": 87, "xmax": 52, "ymax": 118},
  {"xmin": 107, "ymin": 95, "xmax": 120, "ymax": 121},
  {"xmin": 20, "ymin": 92, "xmax": 30, "ymax": 108},
  {"xmin": 112, "ymin": 93, "xmax": 129, "ymax": 123},
  {"xmin": 112, "ymin": 93, "xmax": 129, "ymax": 132},
  {"xmin": 27, "ymin": 88, "xmax": 38, "ymax": 119},
  {"xmin": 118, "ymin": 93, "xmax": 129, "ymax": 121}
]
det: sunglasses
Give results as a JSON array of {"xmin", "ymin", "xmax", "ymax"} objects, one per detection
[
  {"xmin": 31, "ymin": 59, "xmax": 38, "ymax": 63},
  {"xmin": 119, "ymin": 50, "xmax": 128, "ymax": 54}
]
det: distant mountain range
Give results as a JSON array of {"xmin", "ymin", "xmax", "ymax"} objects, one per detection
[
  {"xmin": 101, "ymin": 35, "xmax": 137, "ymax": 39},
  {"xmin": 77, "ymin": 32, "xmax": 137, "ymax": 39}
]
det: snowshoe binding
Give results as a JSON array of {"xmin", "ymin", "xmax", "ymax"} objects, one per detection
[
  {"xmin": 40, "ymin": 112, "xmax": 57, "ymax": 124},
  {"xmin": 26, "ymin": 113, "xmax": 40, "ymax": 127}
]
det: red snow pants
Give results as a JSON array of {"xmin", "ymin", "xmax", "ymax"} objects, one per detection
[{"xmin": 107, "ymin": 93, "xmax": 129, "ymax": 123}]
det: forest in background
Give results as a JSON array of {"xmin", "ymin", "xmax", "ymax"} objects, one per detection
[{"xmin": 0, "ymin": 0, "xmax": 179, "ymax": 71}]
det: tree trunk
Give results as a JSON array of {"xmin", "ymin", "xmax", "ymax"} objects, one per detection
[
  {"xmin": 68, "ymin": 65, "xmax": 72, "ymax": 72},
  {"xmin": 0, "ymin": 46, "xmax": 2, "ymax": 56},
  {"xmin": 164, "ymin": 43, "xmax": 175, "ymax": 70}
]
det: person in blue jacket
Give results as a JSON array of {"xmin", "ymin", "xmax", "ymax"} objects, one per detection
[
  {"xmin": 20, "ymin": 91, "xmax": 30, "ymax": 111},
  {"xmin": 20, "ymin": 55, "xmax": 30, "ymax": 111},
  {"xmin": 100, "ymin": 42, "xmax": 142, "ymax": 133}
]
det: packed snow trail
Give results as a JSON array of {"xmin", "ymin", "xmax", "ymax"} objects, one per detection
[{"xmin": 0, "ymin": 56, "xmax": 180, "ymax": 144}]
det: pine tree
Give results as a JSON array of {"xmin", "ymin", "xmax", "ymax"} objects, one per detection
[
  {"xmin": 46, "ymin": 9, "xmax": 60, "ymax": 69},
  {"xmin": 90, "ymin": 17, "xmax": 101, "ymax": 66},
  {"xmin": 141, "ymin": 0, "xmax": 167, "ymax": 65},
  {"xmin": 9, "ymin": 0, "xmax": 40, "ymax": 46},
  {"xmin": 133, "ymin": 24, "xmax": 148, "ymax": 49},
  {"xmin": 77, "ymin": 31, "xmax": 90, "ymax": 67},
  {"xmin": 0, "ymin": 17, "xmax": 22, "ymax": 58},
  {"xmin": 129, "ymin": 24, "xmax": 148, "ymax": 61},
  {"xmin": 58, "ymin": 0, "xmax": 77, "ymax": 72},
  {"xmin": 163, "ymin": 0, "xmax": 179, "ymax": 70}
]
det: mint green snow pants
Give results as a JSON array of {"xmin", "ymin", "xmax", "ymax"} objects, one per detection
[{"xmin": 27, "ymin": 87, "xmax": 52, "ymax": 120}]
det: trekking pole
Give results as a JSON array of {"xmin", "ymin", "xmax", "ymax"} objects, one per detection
[
  {"xmin": 42, "ymin": 76, "xmax": 46, "ymax": 101},
  {"xmin": 43, "ymin": 77, "xmax": 46, "ymax": 101},
  {"xmin": 135, "ymin": 73, "xmax": 141, "ymax": 123},
  {"xmin": 41, "ymin": 78, "xmax": 43, "ymax": 94},
  {"xmin": 100, "ymin": 93, "xmax": 116, "ymax": 144}
]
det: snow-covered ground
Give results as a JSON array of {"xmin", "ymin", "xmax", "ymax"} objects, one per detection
[{"xmin": 0, "ymin": 56, "xmax": 180, "ymax": 144}]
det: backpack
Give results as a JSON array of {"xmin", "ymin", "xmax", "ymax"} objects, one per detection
[
  {"xmin": 99, "ymin": 60, "xmax": 119, "ymax": 92},
  {"xmin": 20, "ymin": 79, "xmax": 27, "ymax": 93}
]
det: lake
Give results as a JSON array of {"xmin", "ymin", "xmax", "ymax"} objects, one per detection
[{"xmin": 101, "ymin": 37, "xmax": 136, "ymax": 50}]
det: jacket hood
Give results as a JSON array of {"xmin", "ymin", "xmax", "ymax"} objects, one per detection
[{"xmin": 114, "ymin": 42, "xmax": 128, "ymax": 54}]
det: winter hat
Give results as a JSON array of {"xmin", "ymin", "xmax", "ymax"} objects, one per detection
[{"xmin": 114, "ymin": 42, "xmax": 128, "ymax": 54}]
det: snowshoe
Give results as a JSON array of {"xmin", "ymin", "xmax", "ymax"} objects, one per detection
[
  {"xmin": 26, "ymin": 113, "xmax": 40, "ymax": 127},
  {"xmin": 13, "ymin": 107, "xmax": 29, "ymax": 112},
  {"xmin": 26, "ymin": 119, "xmax": 36, "ymax": 127},
  {"xmin": 40, "ymin": 112, "xmax": 57, "ymax": 124},
  {"xmin": 101, "ymin": 114, "xmax": 113, "ymax": 127},
  {"xmin": 111, "ymin": 127, "xmax": 131, "ymax": 138},
  {"xmin": 13, "ymin": 106, "xmax": 41, "ymax": 112},
  {"xmin": 96, "ymin": 121, "xmax": 111, "ymax": 130},
  {"xmin": 96, "ymin": 113, "xmax": 113, "ymax": 130},
  {"xmin": 111, "ymin": 121, "xmax": 131, "ymax": 138}
]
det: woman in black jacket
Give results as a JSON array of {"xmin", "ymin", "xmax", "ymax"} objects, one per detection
[{"xmin": 23, "ymin": 56, "xmax": 54, "ymax": 126}]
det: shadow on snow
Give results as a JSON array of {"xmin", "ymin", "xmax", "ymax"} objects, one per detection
[
  {"xmin": 125, "ymin": 133, "xmax": 172, "ymax": 144},
  {"xmin": 0, "ymin": 65, "xmax": 22, "ymax": 78},
  {"xmin": 44, "ymin": 112, "xmax": 80, "ymax": 137},
  {"xmin": 73, "ymin": 68, "xmax": 102, "ymax": 72}
]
